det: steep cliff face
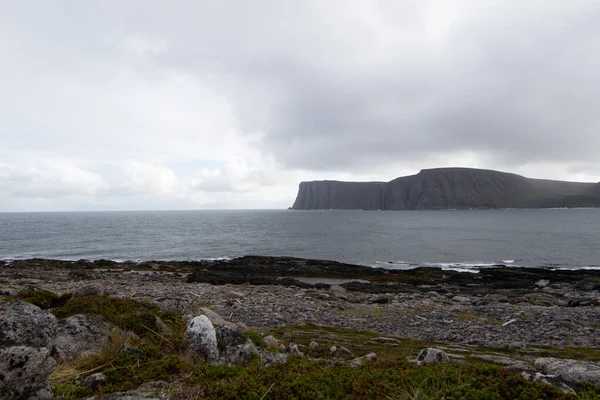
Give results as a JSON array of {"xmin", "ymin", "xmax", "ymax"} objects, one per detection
[
  {"xmin": 292, "ymin": 181, "xmax": 386, "ymax": 210},
  {"xmin": 290, "ymin": 168, "xmax": 599, "ymax": 210}
]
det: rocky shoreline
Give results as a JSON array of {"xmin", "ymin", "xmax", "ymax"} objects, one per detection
[
  {"xmin": 1, "ymin": 257, "xmax": 599, "ymax": 349},
  {"xmin": 1, "ymin": 256, "xmax": 599, "ymax": 398}
]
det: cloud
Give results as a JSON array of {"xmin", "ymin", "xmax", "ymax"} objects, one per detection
[{"xmin": 0, "ymin": 0, "xmax": 599, "ymax": 211}]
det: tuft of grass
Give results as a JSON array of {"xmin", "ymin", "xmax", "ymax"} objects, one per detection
[{"xmin": 17, "ymin": 289, "xmax": 72, "ymax": 309}]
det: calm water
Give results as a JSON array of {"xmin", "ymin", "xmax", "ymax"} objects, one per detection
[{"xmin": 1, "ymin": 209, "xmax": 599, "ymax": 270}]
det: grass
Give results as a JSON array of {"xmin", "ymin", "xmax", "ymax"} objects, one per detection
[{"xmin": 6, "ymin": 292, "xmax": 599, "ymax": 399}]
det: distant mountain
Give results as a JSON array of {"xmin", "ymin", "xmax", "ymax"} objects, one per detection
[{"xmin": 291, "ymin": 168, "xmax": 600, "ymax": 210}]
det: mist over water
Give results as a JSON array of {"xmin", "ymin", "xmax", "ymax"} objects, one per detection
[{"xmin": 1, "ymin": 209, "xmax": 599, "ymax": 270}]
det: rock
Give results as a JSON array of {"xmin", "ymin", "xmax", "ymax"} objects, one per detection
[
  {"xmin": 522, "ymin": 372, "xmax": 578, "ymax": 395},
  {"xmin": 0, "ymin": 300, "xmax": 58, "ymax": 348},
  {"xmin": 372, "ymin": 337, "xmax": 400, "ymax": 344},
  {"xmin": 185, "ymin": 315, "xmax": 218, "ymax": 362},
  {"xmin": 522, "ymin": 293, "xmax": 564, "ymax": 307},
  {"xmin": 137, "ymin": 381, "xmax": 169, "ymax": 393},
  {"xmin": 235, "ymin": 322, "xmax": 250, "ymax": 333},
  {"xmin": 329, "ymin": 285, "xmax": 347, "ymax": 298},
  {"xmin": 54, "ymin": 314, "xmax": 110, "ymax": 362},
  {"xmin": 261, "ymin": 351, "xmax": 289, "ymax": 366},
  {"xmin": 470, "ymin": 354, "xmax": 534, "ymax": 372},
  {"xmin": 85, "ymin": 391, "xmax": 166, "ymax": 400},
  {"xmin": 349, "ymin": 352, "xmax": 377, "ymax": 367},
  {"xmin": 81, "ymin": 373, "xmax": 108, "ymax": 391},
  {"xmin": 118, "ymin": 346, "xmax": 143, "ymax": 360},
  {"xmin": 228, "ymin": 290, "xmax": 245, "ymax": 298},
  {"xmin": 416, "ymin": 348, "xmax": 450, "ymax": 366},
  {"xmin": 286, "ymin": 343, "xmax": 305, "ymax": 357},
  {"xmin": 74, "ymin": 281, "xmax": 115, "ymax": 297},
  {"xmin": 309, "ymin": 341, "xmax": 319, "ymax": 350},
  {"xmin": 220, "ymin": 340, "xmax": 260, "ymax": 366},
  {"xmin": 263, "ymin": 335, "xmax": 282, "ymax": 349},
  {"xmin": 215, "ymin": 325, "xmax": 247, "ymax": 352},
  {"xmin": 0, "ymin": 346, "xmax": 56, "ymax": 400},
  {"xmin": 452, "ymin": 295, "xmax": 471, "ymax": 305},
  {"xmin": 370, "ymin": 295, "xmax": 390, "ymax": 304},
  {"xmin": 0, "ymin": 287, "xmax": 18, "ymax": 296},
  {"xmin": 199, "ymin": 307, "xmax": 227, "ymax": 327},
  {"xmin": 155, "ymin": 297, "xmax": 197, "ymax": 316},
  {"xmin": 535, "ymin": 357, "xmax": 600, "ymax": 386}
]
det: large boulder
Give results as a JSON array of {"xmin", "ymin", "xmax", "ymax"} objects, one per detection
[
  {"xmin": 0, "ymin": 300, "xmax": 58, "ymax": 348},
  {"xmin": 0, "ymin": 346, "xmax": 56, "ymax": 400},
  {"xmin": 185, "ymin": 315, "xmax": 218, "ymax": 362},
  {"xmin": 535, "ymin": 358, "xmax": 600, "ymax": 386},
  {"xmin": 54, "ymin": 314, "xmax": 110, "ymax": 362},
  {"xmin": 0, "ymin": 301, "xmax": 58, "ymax": 400}
]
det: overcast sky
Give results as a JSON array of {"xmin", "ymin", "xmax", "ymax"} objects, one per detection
[{"xmin": 1, "ymin": 1, "xmax": 599, "ymax": 211}]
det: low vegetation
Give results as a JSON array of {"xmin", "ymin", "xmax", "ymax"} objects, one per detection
[{"xmin": 12, "ymin": 292, "xmax": 600, "ymax": 399}]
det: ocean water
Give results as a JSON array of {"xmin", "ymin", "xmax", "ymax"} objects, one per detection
[{"xmin": 1, "ymin": 209, "xmax": 599, "ymax": 271}]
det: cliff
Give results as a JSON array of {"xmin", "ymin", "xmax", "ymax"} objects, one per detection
[
  {"xmin": 291, "ymin": 168, "xmax": 600, "ymax": 210},
  {"xmin": 292, "ymin": 181, "xmax": 386, "ymax": 210}
]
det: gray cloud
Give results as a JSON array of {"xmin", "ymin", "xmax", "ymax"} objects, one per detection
[{"xmin": 1, "ymin": 0, "xmax": 599, "ymax": 211}]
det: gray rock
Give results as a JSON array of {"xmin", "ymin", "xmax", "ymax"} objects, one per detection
[
  {"xmin": 54, "ymin": 314, "xmax": 110, "ymax": 362},
  {"xmin": 522, "ymin": 372, "xmax": 577, "ymax": 395},
  {"xmin": 215, "ymin": 324, "xmax": 247, "ymax": 351},
  {"xmin": 452, "ymin": 295, "xmax": 471, "ymax": 305},
  {"xmin": 81, "ymin": 373, "xmax": 108, "ymax": 391},
  {"xmin": 220, "ymin": 340, "xmax": 260, "ymax": 366},
  {"xmin": 263, "ymin": 335, "xmax": 282, "ymax": 349},
  {"xmin": 349, "ymin": 352, "xmax": 377, "ymax": 367},
  {"xmin": 199, "ymin": 307, "xmax": 227, "ymax": 327},
  {"xmin": 74, "ymin": 281, "xmax": 115, "ymax": 297},
  {"xmin": 261, "ymin": 351, "xmax": 289, "ymax": 366},
  {"xmin": 118, "ymin": 346, "xmax": 142, "ymax": 359},
  {"xmin": 0, "ymin": 346, "xmax": 56, "ymax": 400},
  {"xmin": 309, "ymin": 341, "xmax": 319, "ymax": 350},
  {"xmin": 416, "ymin": 348, "xmax": 450, "ymax": 366},
  {"xmin": 137, "ymin": 381, "xmax": 169, "ymax": 393},
  {"xmin": 185, "ymin": 315, "xmax": 218, "ymax": 362},
  {"xmin": 228, "ymin": 290, "xmax": 245, "ymax": 299},
  {"xmin": 85, "ymin": 391, "xmax": 166, "ymax": 400},
  {"xmin": 522, "ymin": 293, "xmax": 564, "ymax": 307},
  {"xmin": 372, "ymin": 337, "xmax": 400, "ymax": 344},
  {"xmin": 0, "ymin": 300, "xmax": 58, "ymax": 348},
  {"xmin": 535, "ymin": 357, "xmax": 600, "ymax": 386},
  {"xmin": 286, "ymin": 343, "xmax": 305, "ymax": 357}
]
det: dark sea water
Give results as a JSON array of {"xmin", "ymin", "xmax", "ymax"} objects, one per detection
[{"xmin": 1, "ymin": 209, "xmax": 599, "ymax": 271}]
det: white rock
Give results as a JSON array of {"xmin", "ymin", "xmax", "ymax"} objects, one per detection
[
  {"xmin": 416, "ymin": 348, "xmax": 450, "ymax": 366},
  {"xmin": 185, "ymin": 315, "xmax": 218, "ymax": 362},
  {"xmin": 350, "ymin": 352, "xmax": 377, "ymax": 367}
]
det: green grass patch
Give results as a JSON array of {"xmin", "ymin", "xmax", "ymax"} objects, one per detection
[
  {"xmin": 17, "ymin": 289, "xmax": 72, "ymax": 309},
  {"xmin": 47, "ymin": 300, "xmax": 600, "ymax": 399}
]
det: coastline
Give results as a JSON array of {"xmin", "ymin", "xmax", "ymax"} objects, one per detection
[{"xmin": 2, "ymin": 256, "xmax": 599, "ymax": 349}]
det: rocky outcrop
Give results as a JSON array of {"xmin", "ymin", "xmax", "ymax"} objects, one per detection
[
  {"xmin": 0, "ymin": 301, "xmax": 58, "ymax": 400},
  {"xmin": 54, "ymin": 314, "xmax": 110, "ymax": 362},
  {"xmin": 291, "ymin": 167, "xmax": 599, "ymax": 210}
]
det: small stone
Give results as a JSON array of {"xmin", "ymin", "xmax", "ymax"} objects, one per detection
[
  {"xmin": 350, "ymin": 352, "xmax": 377, "ymax": 367},
  {"xmin": 309, "ymin": 341, "xmax": 319, "ymax": 350},
  {"xmin": 264, "ymin": 335, "xmax": 282, "ymax": 349},
  {"xmin": 228, "ymin": 290, "xmax": 245, "ymax": 298},
  {"xmin": 81, "ymin": 373, "xmax": 108, "ymax": 391},
  {"xmin": 286, "ymin": 343, "xmax": 304, "ymax": 357},
  {"xmin": 118, "ymin": 346, "xmax": 143, "ymax": 360},
  {"xmin": 199, "ymin": 308, "xmax": 227, "ymax": 327},
  {"xmin": 452, "ymin": 295, "xmax": 471, "ymax": 305},
  {"xmin": 416, "ymin": 348, "xmax": 450, "ymax": 366}
]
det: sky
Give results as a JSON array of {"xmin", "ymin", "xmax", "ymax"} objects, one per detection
[{"xmin": 1, "ymin": 1, "xmax": 599, "ymax": 211}]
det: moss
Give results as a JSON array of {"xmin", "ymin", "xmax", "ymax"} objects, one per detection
[
  {"xmin": 244, "ymin": 332, "xmax": 267, "ymax": 349},
  {"xmin": 17, "ymin": 289, "xmax": 72, "ymax": 309}
]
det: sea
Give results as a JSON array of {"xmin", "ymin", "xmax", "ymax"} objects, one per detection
[{"xmin": 1, "ymin": 209, "xmax": 599, "ymax": 272}]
